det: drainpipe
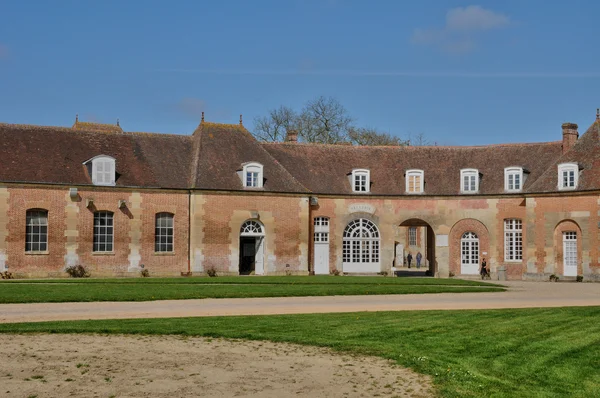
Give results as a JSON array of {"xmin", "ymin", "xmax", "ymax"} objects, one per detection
[
  {"xmin": 308, "ymin": 197, "xmax": 314, "ymax": 275},
  {"xmin": 187, "ymin": 189, "xmax": 192, "ymax": 275}
]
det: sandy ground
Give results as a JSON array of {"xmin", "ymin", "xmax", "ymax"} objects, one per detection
[
  {"xmin": 1, "ymin": 334, "xmax": 434, "ymax": 398},
  {"xmin": 2, "ymin": 281, "xmax": 600, "ymax": 323}
]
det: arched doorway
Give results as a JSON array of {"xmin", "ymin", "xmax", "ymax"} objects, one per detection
[
  {"xmin": 554, "ymin": 220, "xmax": 582, "ymax": 277},
  {"xmin": 460, "ymin": 232, "xmax": 480, "ymax": 275},
  {"xmin": 239, "ymin": 220, "xmax": 265, "ymax": 275},
  {"xmin": 397, "ymin": 219, "xmax": 436, "ymax": 276},
  {"xmin": 342, "ymin": 218, "xmax": 380, "ymax": 273}
]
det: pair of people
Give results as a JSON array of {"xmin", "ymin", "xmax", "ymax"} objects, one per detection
[{"xmin": 406, "ymin": 251, "xmax": 423, "ymax": 269}]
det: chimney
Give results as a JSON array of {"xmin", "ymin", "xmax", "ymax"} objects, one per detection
[
  {"xmin": 561, "ymin": 123, "xmax": 578, "ymax": 154},
  {"xmin": 285, "ymin": 129, "xmax": 298, "ymax": 143}
]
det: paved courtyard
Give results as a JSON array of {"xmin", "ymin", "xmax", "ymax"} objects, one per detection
[{"xmin": 1, "ymin": 281, "xmax": 599, "ymax": 324}]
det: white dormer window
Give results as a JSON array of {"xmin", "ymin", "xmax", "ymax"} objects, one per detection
[
  {"xmin": 352, "ymin": 169, "xmax": 370, "ymax": 193},
  {"xmin": 461, "ymin": 169, "xmax": 479, "ymax": 193},
  {"xmin": 87, "ymin": 155, "xmax": 116, "ymax": 186},
  {"xmin": 558, "ymin": 163, "xmax": 578, "ymax": 190},
  {"xmin": 504, "ymin": 167, "xmax": 523, "ymax": 192},
  {"xmin": 406, "ymin": 169, "xmax": 424, "ymax": 194},
  {"xmin": 243, "ymin": 162, "xmax": 263, "ymax": 188}
]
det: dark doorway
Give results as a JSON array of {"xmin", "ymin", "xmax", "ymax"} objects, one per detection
[{"xmin": 239, "ymin": 237, "xmax": 256, "ymax": 275}]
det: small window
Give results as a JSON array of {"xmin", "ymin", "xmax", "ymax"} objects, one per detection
[
  {"xmin": 155, "ymin": 213, "xmax": 174, "ymax": 252},
  {"xmin": 504, "ymin": 167, "xmax": 523, "ymax": 192},
  {"xmin": 460, "ymin": 169, "xmax": 479, "ymax": 193},
  {"xmin": 89, "ymin": 156, "xmax": 116, "ymax": 186},
  {"xmin": 406, "ymin": 169, "xmax": 424, "ymax": 194},
  {"xmin": 26, "ymin": 209, "xmax": 48, "ymax": 252},
  {"xmin": 557, "ymin": 163, "xmax": 578, "ymax": 190},
  {"xmin": 408, "ymin": 227, "xmax": 417, "ymax": 246},
  {"xmin": 93, "ymin": 211, "xmax": 114, "ymax": 252},
  {"xmin": 314, "ymin": 217, "xmax": 329, "ymax": 227},
  {"xmin": 352, "ymin": 169, "xmax": 370, "ymax": 193},
  {"xmin": 242, "ymin": 162, "xmax": 263, "ymax": 188},
  {"xmin": 314, "ymin": 232, "xmax": 329, "ymax": 243}
]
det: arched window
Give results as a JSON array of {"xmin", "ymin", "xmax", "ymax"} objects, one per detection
[
  {"xmin": 557, "ymin": 163, "xmax": 578, "ymax": 190},
  {"xmin": 504, "ymin": 167, "xmax": 523, "ymax": 192},
  {"xmin": 461, "ymin": 232, "xmax": 479, "ymax": 274},
  {"xmin": 155, "ymin": 213, "xmax": 174, "ymax": 252},
  {"xmin": 93, "ymin": 211, "xmax": 114, "ymax": 252},
  {"xmin": 85, "ymin": 155, "xmax": 116, "ymax": 186},
  {"xmin": 460, "ymin": 169, "xmax": 479, "ymax": 193},
  {"xmin": 406, "ymin": 169, "xmax": 424, "ymax": 194},
  {"xmin": 342, "ymin": 219, "xmax": 380, "ymax": 270},
  {"xmin": 351, "ymin": 169, "xmax": 370, "ymax": 193},
  {"xmin": 25, "ymin": 209, "xmax": 48, "ymax": 252},
  {"xmin": 242, "ymin": 162, "xmax": 264, "ymax": 188},
  {"xmin": 240, "ymin": 220, "xmax": 264, "ymax": 236}
]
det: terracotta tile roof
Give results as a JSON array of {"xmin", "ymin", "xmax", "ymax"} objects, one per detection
[
  {"xmin": 528, "ymin": 120, "xmax": 600, "ymax": 193},
  {"xmin": 0, "ymin": 123, "xmax": 192, "ymax": 189},
  {"xmin": 72, "ymin": 121, "xmax": 123, "ymax": 133},
  {"xmin": 191, "ymin": 122, "xmax": 309, "ymax": 193},
  {"xmin": 262, "ymin": 140, "xmax": 563, "ymax": 196}
]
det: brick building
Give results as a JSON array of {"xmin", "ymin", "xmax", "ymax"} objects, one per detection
[{"xmin": 1, "ymin": 112, "xmax": 599, "ymax": 280}]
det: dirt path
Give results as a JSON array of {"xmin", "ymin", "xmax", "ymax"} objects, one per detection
[
  {"xmin": 1, "ymin": 334, "xmax": 434, "ymax": 398},
  {"xmin": 1, "ymin": 281, "xmax": 599, "ymax": 324}
]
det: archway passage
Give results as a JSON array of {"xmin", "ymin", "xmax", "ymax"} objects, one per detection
[
  {"xmin": 342, "ymin": 218, "xmax": 380, "ymax": 273},
  {"xmin": 396, "ymin": 219, "xmax": 436, "ymax": 276},
  {"xmin": 239, "ymin": 220, "xmax": 265, "ymax": 275}
]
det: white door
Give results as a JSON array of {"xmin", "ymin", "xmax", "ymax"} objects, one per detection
[
  {"xmin": 255, "ymin": 237, "xmax": 265, "ymax": 275},
  {"xmin": 314, "ymin": 232, "xmax": 329, "ymax": 274},
  {"xmin": 563, "ymin": 232, "xmax": 577, "ymax": 276},
  {"xmin": 460, "ymin": 232, "xmax": 479, "ymax": 275},
  {"xmin": 313, "ymin": 217, "xmax": 330, "ymax": 275}
]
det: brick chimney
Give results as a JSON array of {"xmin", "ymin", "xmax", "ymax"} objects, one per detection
[
  {"xmin": 561, "ymin": 123, "xmax": 578, "ymax": 154},
  {"xmin": 285, "ymin": 129, "xmax": 298, "ymax": 143}
]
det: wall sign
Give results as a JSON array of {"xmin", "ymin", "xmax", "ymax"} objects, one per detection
[
  {"xmin": 348, "ymin": 203, "xmax": 376, "ymax": 214},
  {"xmin": 436, "ymin": 234, "xmax": 449, "ymax": 247}
]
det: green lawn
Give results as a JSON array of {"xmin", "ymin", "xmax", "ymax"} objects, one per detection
[
  {"xmin": 0, "ymin": 276, "xmax": 503, "ymax": 303},
  {"xmin": 1, "ymin": 307, "xmax": 598, "ymax": 397}
]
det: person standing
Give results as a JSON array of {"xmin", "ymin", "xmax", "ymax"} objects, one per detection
[
  {"xmin": 416, "ymin": 251, "xmax": 422, "ymax": 269},
  {"xmin": 480, "ymin": 258, "xmax": 488, "ymax": 280},
  {"xmin": 407, "ymin": 252, "xmax": 413, "ymax": 268}
]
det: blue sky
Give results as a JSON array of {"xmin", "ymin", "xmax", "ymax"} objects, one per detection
[{"xmin": 0, "ymin": 0, "xmax": 598, "ymax": 145}]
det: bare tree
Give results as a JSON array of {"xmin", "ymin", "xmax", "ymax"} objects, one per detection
[
  {"xmin": 252, "ymin": 106, "xmax": 298, "ymax": 142},
  {"xmin": 348, "ymin": 127, "xmax": 409, "ymax": 146},
  {"xmin": 252, "ymin": 96, "xmax": 420, "ymax": 146},
  {"xmin": 299, "ymin": 96, "xmax": 353, "ymax": 144},
  {"xmin": 408, "ymin": 132, "xmax": 431, "ymax": 146}
]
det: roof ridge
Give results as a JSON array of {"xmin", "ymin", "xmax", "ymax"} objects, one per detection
[{"xmin": 262, "ymin": 140, "xmax": 561, "ymax": 149}]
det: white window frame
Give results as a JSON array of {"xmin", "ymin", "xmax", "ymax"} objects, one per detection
[
  {"xmin": 460, "ymin": 168, "xmax": 479, "ymax": 193},
  {"xmin": 93, "ymin": 211, "xmax": 114, "ymax": 253},
  {"xmin": 504, "ymin": 219, "xmax": 522, "ymax": 262},
  {"xmin": 405, "ymin": 169, "xmax": 424, "ymax": 194},
  {"xmin": 557, "ymin": 163, "xmax": 578, "ymax": 190},
  {"xmin": 408, "ymin": 227, "xmax": 417, "ymax": 246},
  {"xmin": 25, "ymin": 209, "xmax": 48, "ymax": 252},
  {"xmin": 351, "ymin": 169, "xmax": 370, "ymax": 193},
  {"xmin": 504, "ymin": 167, "xmax": 523, "ymax": 192},
  {"xmin": 87, "ymin": 155, "xmax": 116, "ymax": 186},
  {"xmin": 155, "ymin": 213, "xmax": 174, "ymax": 253},
  {"xmin": 242, "ymin": 162, "xmax": 263, "ymax": 188}
]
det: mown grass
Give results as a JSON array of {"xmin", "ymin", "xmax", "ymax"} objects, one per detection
[
  {"xmin": 0, "ymin": 276, "xmax": 503, "ymax": 303},
  {"xmin": 1, "ymin": 307, "xmax": 598, "ymax": 397},
  {"xmin": 3, "ymin": 275, "xmax": 499, "ymax": 285}
]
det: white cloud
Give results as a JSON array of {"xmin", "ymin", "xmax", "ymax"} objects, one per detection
[
  {"xmin": 410, "ymin": 5, "xmax": 510, "ymax": 54},
  {"xmin": 446, "ymin": 6, "xmax": 509, "ymax": 32}
]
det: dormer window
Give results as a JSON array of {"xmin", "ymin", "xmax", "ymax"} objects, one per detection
[
  {"xmin": 558, "ymin": 163, "xmax": 578, "ymax": 190},
  {"xmin": 352, "ymin": 169, "xmax": 370, "ymax": 193},
  {"xmin": 86, "ymin": 155, "xmax": 116, "ymax": 186},
  {"xmin": 504, "ymin": 167, "xmax": 523, "ymax": 192},
  {"xmin": 242, "ymin": 162, "xmax": 263, "ymax": 188},
  {"xmin": 461, "ymin": 169, "xmax": 479, "ymax": 193},
  {"xmin": 406, "ymin": 169, "xmax": 424, "ymax": 194}
]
